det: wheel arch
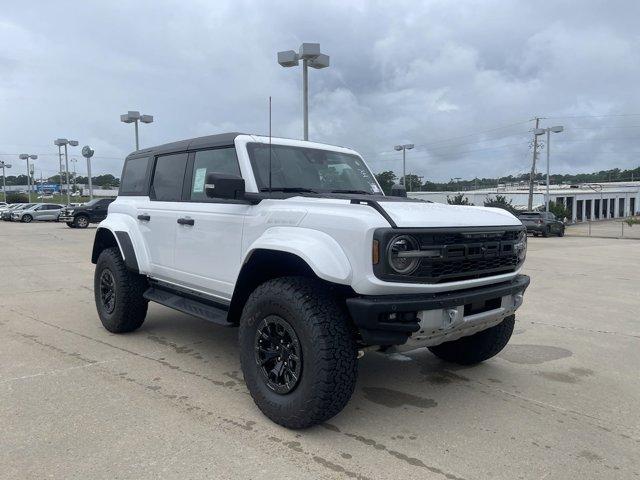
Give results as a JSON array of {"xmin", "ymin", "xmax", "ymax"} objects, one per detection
[
  {"xmin": 91, "ymin": 227, "xmax": 139, "ymax": 273},
  {"xmin": 227, "ymin": 249, "xmax": 353, "ymax": 324}
]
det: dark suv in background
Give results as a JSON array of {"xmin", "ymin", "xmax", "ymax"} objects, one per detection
[
  {"xmin": 58, "ymin": 198, "xmax": 115, "ymax": 228},
  {"xmin": 518, "ymin": 211, "xmax": 565, "ymax": 237}
]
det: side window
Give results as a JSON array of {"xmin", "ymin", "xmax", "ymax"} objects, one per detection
[
  {"xmin": 151, "ymin": 153, "xmax": 188, "ymax": 202},
  {"xmin": 120, "ymin": 156, "xmax": 151, "ymax": 195},
  {"xmin": 189, "ymin": 148, "xmax": 240, "ymax": 201}
]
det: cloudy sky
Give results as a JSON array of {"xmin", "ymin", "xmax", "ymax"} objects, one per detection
[{"xmin": 1, "ymin": 0, "xmax": 639, "ymax": 182}]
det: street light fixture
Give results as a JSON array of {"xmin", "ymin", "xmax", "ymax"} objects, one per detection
[
  {"xmin": 82, "ymin": 145, "xmax": 95, "ymax": 200},
  {"xmin": 534, "ymin": 125, "xmax": 564, "ymax": 212},
  {"xmin": 18, "ymin": 154, "xmax": 38, "ymax": 202},
  {"xmin": 0, "ymin": 161, "xmax": 11, "ymax": 203},
  {"xmin": 54, "ymin": 138, "xmax": 79, "ymax": 206},
  {"xmin": 277, "ymin": 43, "xmax": 330, "ymax": 141},
  {"xmin": 120, "ymin": 110, "xmax": 154, "ymax": 150},
  {"xmin": 394, "ymin": 144, "xmax": 414, "ymax": 190}
]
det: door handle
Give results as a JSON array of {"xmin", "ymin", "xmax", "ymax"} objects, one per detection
[
  {"xmin": 137, "ymin": 214, "xmax": 151, "ymax": 221},
  {"xmin": 177, "ymin": 217, "xmax": 195, "ymax": 226}
]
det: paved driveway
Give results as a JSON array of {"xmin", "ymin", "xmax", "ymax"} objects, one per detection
[{"xmin": 1, "ymin": 222, "xmax": 638, "ymax": 479}]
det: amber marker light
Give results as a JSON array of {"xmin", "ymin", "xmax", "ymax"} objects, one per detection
[{"xmin": 372, "ymin": 239, "xmax": 380, "ymax": 265}]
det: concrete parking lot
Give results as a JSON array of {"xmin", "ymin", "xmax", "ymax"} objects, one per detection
[{"xmin": 1, "ymin": 222, "xmax": 638, "ymax": 480}]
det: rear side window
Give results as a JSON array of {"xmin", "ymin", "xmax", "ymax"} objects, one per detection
[
  {"xmin": 189, "ymin": 148, "xmax": 240, "ymax": 201},
  {"xmin": 120, "ymin": 157, "xmax": 150, "ymax": 195},
  {"xmin": 151, "ymin": 153, "xmax": 188, "ymax": 201}
]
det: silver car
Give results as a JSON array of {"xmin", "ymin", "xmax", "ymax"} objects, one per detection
[{"xmin": 11, "ymin": 203, "xmax": 64, "ymax": 223}]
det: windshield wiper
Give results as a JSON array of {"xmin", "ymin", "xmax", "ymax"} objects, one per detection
[
  {"xmin": 329, "ymin": 189, "xmax": 372, "ymax": 195},
  {"xmin": 260, "ymin": 187, "xmax": 318, "ymax": 193}
]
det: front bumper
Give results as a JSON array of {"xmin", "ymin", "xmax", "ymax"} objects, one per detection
[{"xmin": 346, "ymin": 274, "xmax": 530, "ymax": 349}]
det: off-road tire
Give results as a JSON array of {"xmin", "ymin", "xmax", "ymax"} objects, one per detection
[
  {"xmin": 94, "ymin": 247, "xmax": 148, "ymax": 333},
  {"xmin": 558, "ymin": 226, "xmax": 565, "ymax": 237},
  {"xmin": 74, "ymin": 215, "xmax": 90, "ymax": 228},
  {"xmin": 239, "ymin": 276, "xmax": 358, "ymax": 429},
  {"xmin": 22, "ymin": 214, "xmax": 33, "ymax": 223},
  {"xmin": 428, "ymin": 315, "xmax": 515, "ymax": 365}
]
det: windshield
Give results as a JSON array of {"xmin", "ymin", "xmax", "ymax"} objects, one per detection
[{"xmin": 246, "ymin": 143, "xmax": 381, "ymax": 194}]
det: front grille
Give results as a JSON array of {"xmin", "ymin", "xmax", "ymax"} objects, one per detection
[
  {"xmin": 374, "ymin": 226, "xmax": 525, "ymax": 284},
  {"xmin": 415, "ymin": 254, "xmax": 519, "ymax": 283}
]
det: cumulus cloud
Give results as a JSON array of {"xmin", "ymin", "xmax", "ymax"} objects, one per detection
[{"xmin": 0, "ymin": 0, "xmax": 638, "ymax": 181}]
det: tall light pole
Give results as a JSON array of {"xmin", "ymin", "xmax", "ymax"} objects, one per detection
[
  {"xmin": 534, "ymin": 125, "xmax": 564, "ymax": 212},
  {"xmin": 0, "ymin": 161, "xmax": 11, "ymax": 202},
  {"xmin": 394, "ymin": 144, "xmax": 414, "ymax": 190},
  {"xmin": 120, "ymin": 111, "xmax": 154, "ymax": 150},
  {"xmin": 56, "ymin": 144, "xmax": 64, "ymax": 194},
  {"xmin": 82, "ymin": 146, "xmax": 95, "ymax": 200},
  {"xmin": 54, "ymin": 138, "xmax": 79, "ymax": 205},
  {"xmin": 18, "ymin": 154, "xmax": 38, "ymax": 202},
  {"xmin": 71, "ymin": 157, "xmax": 78, "ymax": 192},
  {"xmin": 278, "ymin": 43, "xmax": 330, "ymax": 141}
]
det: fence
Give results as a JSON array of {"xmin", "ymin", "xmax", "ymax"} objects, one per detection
[{"xmin": 566, "ymin": 218, "xmax": 640, "ymax": 239}]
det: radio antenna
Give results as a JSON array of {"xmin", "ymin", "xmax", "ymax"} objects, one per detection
[{"xmin": 269, "ymin": 96, "xmax": 272, "ymax": 193}]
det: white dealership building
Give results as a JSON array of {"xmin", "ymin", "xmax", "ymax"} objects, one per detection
[{"xmin": 409, "ymin": 181, "xmax": 640, "ymax": 223}]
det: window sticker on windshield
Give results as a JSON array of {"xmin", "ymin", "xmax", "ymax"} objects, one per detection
[
  {"xmin": 193, "ymin": 168, "xmax": 207, "ymax": 193},
  {"xmin": 371, "ymin": 183, "xmax": 381, "ymax": 193}
]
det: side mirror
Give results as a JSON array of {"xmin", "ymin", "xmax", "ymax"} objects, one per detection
[
  {"xmin": 390, "ymin": 183, "xmax": 407, "ymax": 198},
  {"xmin": 205, "ymin": 173, "xmax": 245, "ymax": 200}
]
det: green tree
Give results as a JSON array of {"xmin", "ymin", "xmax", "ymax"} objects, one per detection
[
  {"xmin": 374, "ymin": 171, "xmax": 397, "ymax": 195},
  {"xmin": 484, "ymin": 195, "xmax": 518, "ymax": 215},
  {"xmin": 403, "ymin": 174, "xmax": 423, "ymax": 192},
  {"xmin": 447, "ymin": 193, "xmax": 472, "ymax": 205},
  {"xmin": 548, "ymin": 201, "xmax": 570, "ymax": 220}
]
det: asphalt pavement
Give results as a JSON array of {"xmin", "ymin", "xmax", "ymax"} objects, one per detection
[{"xmin": 1, "ymin": 221, "xmax": 638, "ymax": 479}]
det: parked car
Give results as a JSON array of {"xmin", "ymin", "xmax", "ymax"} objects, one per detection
[
  {"xmin": 2, "ymin": 203, "xmax": 34, "ymax": 221},
  {"xmin": 59, "ymin": 198, "xmax": 115, "ymax": 228},
  {"xmin": 11, "ymin": 203, "xmax": 64, "ymax": 223},
  {"xmin": 518, "ymin": 211, "xmax": 565, "ymax": 237},
  {"xmin": 91, "ymin": 133, "xmax": 529, "ymax": 429}
]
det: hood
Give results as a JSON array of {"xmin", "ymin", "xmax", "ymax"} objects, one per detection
[{"xmin": 377, "ymin": 200, "xmax": 522, "ymax": 228}]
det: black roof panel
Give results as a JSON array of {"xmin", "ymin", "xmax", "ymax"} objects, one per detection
[{"xmin": 127, "ymin": 132, "xmax": 245, "ymax": 158}]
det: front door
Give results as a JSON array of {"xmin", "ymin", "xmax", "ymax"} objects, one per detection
[
  {"xmin": 173, "ymin": 147, "xmax": 248, "ymax": 300},
  {"xmin": 137, "ymin": 152, "xmax": 188, "ymax": 280}
]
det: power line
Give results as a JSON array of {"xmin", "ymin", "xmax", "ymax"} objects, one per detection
[{"xmin": 545, "ymin": 113, "xmax": 640, "ymax": 119}]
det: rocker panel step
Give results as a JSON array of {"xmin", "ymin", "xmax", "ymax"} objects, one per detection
[{"xmin": 144, "ymin": 287, "xmax": 231, "ymax": 327}]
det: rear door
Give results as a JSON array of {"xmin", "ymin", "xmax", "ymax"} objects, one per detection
[
  {"xmin": 173, "ymin": 147, "xmax": 248, "ymax": 300},
  {"xmin": 137, "ymin": 153, "xmax": 188, "ymax": 280},
  {"xmin": 43, "ymin": 204, "xmax": 63, "ymax": 220},
  {"xmin": 93, "ymin": 199, "xmax": 111, "ymax": 222}
]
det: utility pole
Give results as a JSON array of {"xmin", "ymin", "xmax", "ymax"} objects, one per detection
[{"xmin": 527, "ymin": 117, "xmax": 540, "ymax": 210}]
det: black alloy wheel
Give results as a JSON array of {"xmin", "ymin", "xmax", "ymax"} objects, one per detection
[
  {"xmin": 254, "ymin": 315, "xmax": 302, "ymax": 394},
  {"xmin": 99, "ymin": 268, "xmax": 116, "ymax": 314}
]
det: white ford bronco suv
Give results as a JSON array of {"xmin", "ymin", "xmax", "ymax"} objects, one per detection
[{"xmin": 91, "ymin": 133, "xmax": 529, "ymax": 428}]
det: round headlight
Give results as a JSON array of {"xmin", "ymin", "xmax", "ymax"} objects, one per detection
[
  {"xmin": 515, "ymin": 230, "xmax": 527, "ymax": 262},
  {"xmin": 387, "ymin": 235, "xmax": 420, "ymax": 274}
]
